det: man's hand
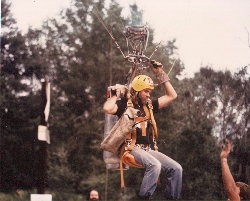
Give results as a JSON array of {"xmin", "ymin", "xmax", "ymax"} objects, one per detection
[
  {"xmin": 110, "ymin": 84, "xmax": 128, "ymax": 98},
  {"xmin": 220, "ymin": 140, "xmax": 231, "ymax": 160},
  {"xmin": 150, "ymin": 60, "xmax": 170, "ymax": 84},
  {"xmin": 150, "ymin": 60, "xmax": 163, "ymax": 74}
]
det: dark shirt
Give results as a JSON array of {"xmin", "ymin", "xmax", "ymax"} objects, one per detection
[{"xmin": 114, "ymin": 97, "xmax": 159, "ymax": 145}]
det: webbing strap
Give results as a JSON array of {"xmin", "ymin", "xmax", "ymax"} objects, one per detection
[
  {"xmin": 147, "ymin": 100, "xmax": 158, "ymax": 139},
  {"xmin": 127, "ymin": 96, "xmax": 133, "ymax": 108},
  {"xmin": 120, "ymin": 129, "xmax": 137, "ymax": 188},
  {"xmin": 126, "ymin": 130, "xmax": 137, "ymax": 151},
  {"xmin": 134, "ymin": 104, "xmax": 150, "ymax": 136},
  {"xmin": 119, "ymin": 143, "xmax": 127, "ymax": 188}
]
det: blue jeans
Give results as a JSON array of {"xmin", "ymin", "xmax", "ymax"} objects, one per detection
[{"xmin": 130, "ymin": 147, "xmax": 182, "ymax": 199}]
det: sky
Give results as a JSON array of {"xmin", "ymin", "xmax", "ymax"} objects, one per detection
[{"xmin": 10, "ymin": 0, "xmax": 250, "ymax": 77}]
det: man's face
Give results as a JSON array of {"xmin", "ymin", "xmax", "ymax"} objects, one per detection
[
  {"xmin": 138, "ymin": 89, "xmax": 152, "ymax": 104},
  {"xmin": 90, "ymin": 190, "xmax": 99, "ymax": 200}
]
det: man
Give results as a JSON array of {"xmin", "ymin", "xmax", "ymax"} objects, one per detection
[
  {"xmin": 220, "ymin": 140, "xmax": 250, "ymax": 200},
  {"xmin": 103, "ymin": 60, "xmax": 182, "ymax": 200},
  {"xmin": 86, "ymin": 189, "xmax": 101, "ymax": 201}
]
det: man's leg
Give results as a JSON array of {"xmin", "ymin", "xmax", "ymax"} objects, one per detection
[
  {"xmin": 148, "ymin": 150, "xmax": 182, "ymax": 199},
  {"xmin": 130, "ymin": 147, "xmax": 161, "ymax": 197}
]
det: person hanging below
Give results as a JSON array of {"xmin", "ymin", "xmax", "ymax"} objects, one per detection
[{"xmin": 103, "ymin": 60, "xmax": 182, "ymax": 200}]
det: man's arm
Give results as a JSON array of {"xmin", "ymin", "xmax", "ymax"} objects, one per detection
[
  {"xmin": 150, "ymin": 60, "xmax": 177, "ymax": 109},
  {"xmin": 103, "ymin": 95, "xmax": 118, "ymax": 114},
  {"xmin": 103, "ymin": 85, "xmax": 128, "ymax": 114},
  {"xmin": 158, "ymin": 80, "xmax": 177, "ymax": 109},
  {"xmin": 220, "ymin": 140, "xmax": 240, "ymax": 201}
]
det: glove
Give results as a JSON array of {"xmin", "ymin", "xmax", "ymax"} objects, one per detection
[
  {"xmin": 150, "ymin": 60, "xmax": 170, "ymax": 84},
  {"xmin": 150, "ymin": 60, "xmax": 163, "ymax": 74}
]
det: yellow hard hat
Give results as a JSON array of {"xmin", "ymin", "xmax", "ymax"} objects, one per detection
[{"xmin": 131, "ymin": 75, "xmax": 154, "ymax": 91}]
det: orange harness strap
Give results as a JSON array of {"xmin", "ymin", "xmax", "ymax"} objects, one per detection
[
  {"xmin": 134, "ymin": 104, "xmax": 150, "ymax": 136},
  {"xmin": 147, "ymin": 99, "xmax": 158, "ymax": 140}
]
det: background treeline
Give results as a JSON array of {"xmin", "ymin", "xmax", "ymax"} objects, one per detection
[{"xmin": 1, "ymin": 0, "xmax": 249, "ymax": 200}]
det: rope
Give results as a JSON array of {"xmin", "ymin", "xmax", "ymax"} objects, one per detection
[
  {"xmin": 167, "ymin": 59, "xmax": 176, "ymax": 76},
  {"xmin": 92, "ymin": 8, "xmax": 126, "ymax": 58}
]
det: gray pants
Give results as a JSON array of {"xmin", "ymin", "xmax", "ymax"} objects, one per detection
[{"xmin": 130, "ymin": 147, "xmax": 182, "ymax": 199}]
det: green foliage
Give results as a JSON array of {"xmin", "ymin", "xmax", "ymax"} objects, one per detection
[{"xmin": 1, "ymin": 0, "xmax": 46, "ymax": 193}]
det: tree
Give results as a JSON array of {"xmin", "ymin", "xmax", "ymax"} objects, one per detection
[
  {"xmin": 1, "ymin": 0, "xmax": 49, "ymax": 192},
  {"xmin": 29, "ymin": 0, "xmax": 129, "ymax": 196},
  {"xmin": 230, "ymin": 66, "xmax": 250, "ymax": 186}
]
